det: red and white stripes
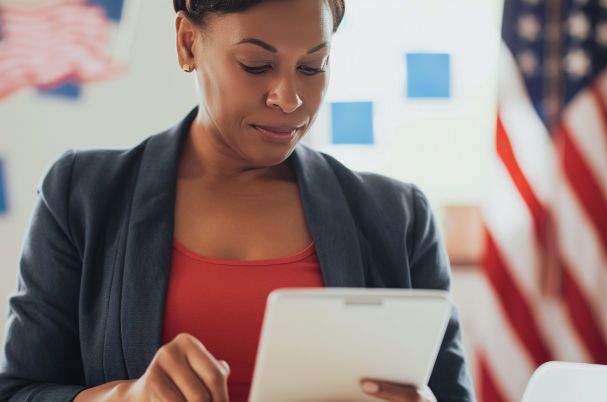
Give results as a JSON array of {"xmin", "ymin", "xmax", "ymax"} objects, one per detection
[
  {"xmin": 479, "ymin": 43, "xmax": 607, "ymax": 402},
  {"xmin": 0, "ymin": 0, "xmax": 123, "ymax": 98}
]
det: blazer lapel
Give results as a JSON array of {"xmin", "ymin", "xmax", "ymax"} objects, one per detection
[
  {"xmin": 291, "ymin": 146, "xmax": 366, "ymax": 288},
  {"xmin": 120, "ymin": 110, "xmax": 367, "ymax": 378},
  {"xmin": 121, "ymin": 108, "xmax": 195, "ymax": 378}
]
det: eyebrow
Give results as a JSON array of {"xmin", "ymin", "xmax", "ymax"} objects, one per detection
[{"xmin": 235, "ymin": 38, "xmax": 328, "ymax": 54}]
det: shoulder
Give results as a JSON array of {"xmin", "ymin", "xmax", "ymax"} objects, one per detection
[
  {"xmin": 39, "ymin": 134, "xmax": 160, "ymax": 197},
  {"xmin": 300, "ymin": 147, "xmax": 448, "ymax": 287},
  {"xmin": 37, "ymin": 131, "xmax": 165, "ymax": 220},
  {"xmin": 306, "ymin": 147, "xmax": 432, "ymax": 220}
]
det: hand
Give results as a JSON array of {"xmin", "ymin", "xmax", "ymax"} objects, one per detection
[
  {"xmin": 360, "ymin": 379, "xmax": 437, "ymax": 402},
  {"xmin": 114, "ymin": 333, "xmax": 230, "ymax": 402}
]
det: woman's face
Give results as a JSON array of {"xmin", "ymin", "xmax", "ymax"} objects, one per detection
[{"xmin": 177, "ymin": 0, "xmax": 334, "ymax": 167}]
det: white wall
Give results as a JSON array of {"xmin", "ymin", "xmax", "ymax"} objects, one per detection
[
  {"xmin": 313, "ymin": 0, "xmax": 503, "ymax": 216},
  {"xmin": 0, "ymin": 0, "xmax": 197, "ymax": 340},
  {"xmin": 0, "ymin": 0, "xmax": 503, "ymax": 382}
]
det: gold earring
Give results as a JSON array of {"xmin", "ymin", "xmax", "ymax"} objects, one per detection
[{"xmin": 182, "ymin": 64, "xmax": 193, "ymax": 73}]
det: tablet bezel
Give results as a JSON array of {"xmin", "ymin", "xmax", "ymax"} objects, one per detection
[{"xmin": 248, "ymin": 288, "xmax": 451, "ymax": 402}]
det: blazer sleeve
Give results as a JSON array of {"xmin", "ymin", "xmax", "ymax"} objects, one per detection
[
  {"xmin": 408, "ymin": 185, "xmax": 476, "ymax": 402},
  {"xmin": 0, "ymin": 151, "xmax": 87, "ymax": 401}
]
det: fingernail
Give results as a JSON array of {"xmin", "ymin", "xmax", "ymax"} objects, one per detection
[
  {"xmin": 219, "ymin": 360, "xmax": 230, "ymax": 376},
  {"xmin": 362, "ymin": 381, "xmax": 379, "ymax": 394}
]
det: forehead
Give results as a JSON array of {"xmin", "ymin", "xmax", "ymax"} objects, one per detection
[{"xmin": 203, "ymin": 0, "xmax": 333, "ymax": 52}]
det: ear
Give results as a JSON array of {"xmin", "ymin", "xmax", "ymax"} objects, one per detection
[{"xmin": 175, "ymin": 11, "xmax": 198, "ymax": 69}]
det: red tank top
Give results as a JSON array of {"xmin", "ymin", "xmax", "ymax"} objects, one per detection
[{"xmin": 161, "ymin": 239, "xmax": 324, "ymax": 402}]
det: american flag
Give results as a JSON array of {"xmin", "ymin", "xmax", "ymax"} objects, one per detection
[
  {"xmin": 478, "ymin": 0, "xmax": 607, "ymax": 401},
  {"xmin": 0, "ymin": 0, "xmax": 124, "ymax": 99}
]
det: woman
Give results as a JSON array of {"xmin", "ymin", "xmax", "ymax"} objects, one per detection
[{"xmin": 0, "ymin": 1, "xmax": 475, "ymax": 401}]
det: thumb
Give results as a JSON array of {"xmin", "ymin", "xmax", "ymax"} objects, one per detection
[{"xmin": 218, "ymin": 360, "xmax": 230, "ymax": 376}]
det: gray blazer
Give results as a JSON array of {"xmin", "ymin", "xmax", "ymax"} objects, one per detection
[{"xmin": 0, "ymin": 107, "xmax": 475, "ymax": 401}]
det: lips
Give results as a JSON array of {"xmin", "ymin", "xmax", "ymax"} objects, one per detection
[
  {"xmin": 251, "ymin": 124, "xmax": 303, "ymax": 143},
  {"xmin": 252, "ymin": 125, "xmax": 300, "ymax": 135}
]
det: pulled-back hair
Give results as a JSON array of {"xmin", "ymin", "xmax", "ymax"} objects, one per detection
[{"xmin": 173, "ymin": 0, "xmax": 345, "ymax": 32}]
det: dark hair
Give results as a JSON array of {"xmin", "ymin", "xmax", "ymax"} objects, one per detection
[{"xmin": 173, "ymin": 0, "xmax": 345, "ymax": 33}]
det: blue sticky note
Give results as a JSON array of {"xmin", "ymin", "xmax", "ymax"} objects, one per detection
[
  {"xmin": 38, "ymin": 81, "xmax": 82, "ymax": 99},
  {"xmin": 406, "ymin": 53, "xmax": 451, "ymax": 99},
  {"xmin": 87, "ymin": 0, "xmax": 125, "ymax": 21},
  {"xmin": 0, "ymin": 159, "xmax": 7, "ymax": 214},
  {"xmin": 331, "ymin": 102, "xmax": 374, "ymax": 145}
]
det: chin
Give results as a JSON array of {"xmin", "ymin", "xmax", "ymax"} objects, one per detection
[{"xmin": 244, "ymin": 143, "xmax": 299, "ymax": 168}]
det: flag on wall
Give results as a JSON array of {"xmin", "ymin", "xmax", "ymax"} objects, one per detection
[
  {"xmin": 479, "ymin": 0, "xmax": 607, "ymax": 401},
  {"xmin": 0, "ymin": 0, "xmax": 124, "ymax": 99}
]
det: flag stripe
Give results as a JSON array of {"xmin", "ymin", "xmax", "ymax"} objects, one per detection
[
  {"xmin": 479, "ymin": 354, "xmax": 508, "ymax": 402},
  {"xmin": 552, "ymin": 167, "xmax": 607, "ymax": 334},
  {"xmin": 483, "ymin": 229, "xmax": 553, "ymax": 365},
  {"xmin": 559, "ymin": 125, "xmax": 607, "ymax": 254},
  {"xmin": 590, "ymin": 84, "xmax": 607, "ymax": 143},
  {"xmin": 496, "ymin": 114, "xmax": 546, "ymax": 243},
  {"xmin": 477, "ymin": 275, "xmax": 535, "ymax": 401},
  {"xmin": 563, "ymin": 86, "xmax": 607, "ymax": 202},
  {"xmin": 562, "ymin": 264, "xmax": 607, "ymax": 362},
  {"xmin": 595, "ymin": 75, "xmax": 607, "ymax": 144},
  {"xmin": 497, "ymin": 46, "xmax": 555, "ymax": 205},
  {"xmin": 536, "ymin": 296, "xmax": 590, "ymax": 362},
  {"xmin": 483, "ymin": 159, "xmax": 541, "ymax": 295}
]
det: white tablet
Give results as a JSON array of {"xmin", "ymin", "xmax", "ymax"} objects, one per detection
[{"xmin": 248, "ymin": 288, "xmax": 451, "ymax": 402}]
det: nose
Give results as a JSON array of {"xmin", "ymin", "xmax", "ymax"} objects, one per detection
[{"xmin": 266, "ymin": 76, "xmax": 303, "ymax": 113}]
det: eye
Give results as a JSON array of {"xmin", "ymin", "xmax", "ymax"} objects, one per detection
[
  {"xmin": 298, "ymin": 65, "xmax": 326, "ymax": 76},
  {"xmin": 239, "ymin": 63, "xmax": 272, "ymax": 74},
  {"xmin": 239, "ymin": 62, "xmax": 326, "ymax": 76}
]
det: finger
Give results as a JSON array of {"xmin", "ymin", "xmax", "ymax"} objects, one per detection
[
  {"xmin": 218, "ymin": 360, "xmax": 231, "ymax": 377},
  {"xmin": 179, "ymin": 335, "xmax": 230, "ymax": 402},
  {"xmin": 148, "ymin": 365, "xmax": 187, "ymax": 402},
  {"xmin": 417, "ymin": 386, "xmax": 437, "ymax": 402},
  {"xmin": 157, "ymin": 345, "xmax": 212, "ymax": 402},
  {"xmin": 360, "ymin": 380, "xmax": 424, "ymax": 402}
]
